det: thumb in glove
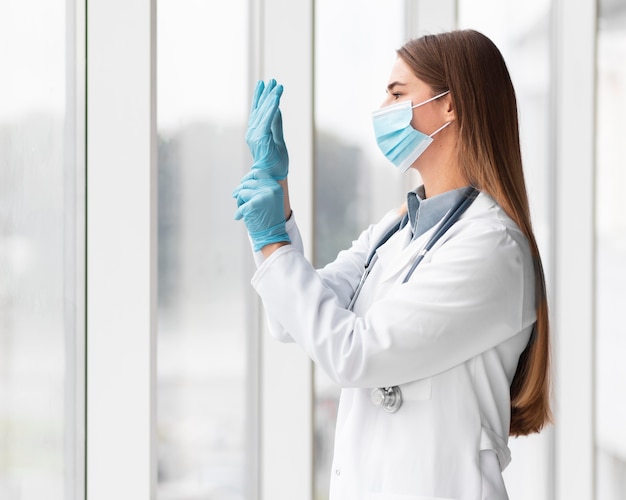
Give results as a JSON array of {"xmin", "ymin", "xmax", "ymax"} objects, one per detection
[{"xmin": 233, "ymin": 176, "xmax": 290, "ymax": 252}]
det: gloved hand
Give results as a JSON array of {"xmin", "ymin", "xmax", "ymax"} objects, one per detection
[
  {"xmin": 232, "ymin": 174, "xmax": 290, "ymax": 252},
  {"xmin": 246, "ymin": 79, "xmax": 289, "ymax": 180}
]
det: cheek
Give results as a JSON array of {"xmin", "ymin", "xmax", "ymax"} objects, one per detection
[
  {"xmin": 410, "ymin": 112, "xmax": 425, "ymax": 131},
  {"xmin": 410, "ymin": 109, "xmax": 437, "ymax": 133}
]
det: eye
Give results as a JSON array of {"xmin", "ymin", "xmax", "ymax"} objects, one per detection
[{"xmin": 385, "ymin": 89, "xmax": 402, "ymax": 98}]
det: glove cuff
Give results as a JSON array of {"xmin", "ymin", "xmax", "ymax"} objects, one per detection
[
  {"xmin": 250, "ymin": 222, "xmax": 291, "ymax": 252},
  {"xmin": 251, "ymin": 162, "xmax": 288, "ymax": 181}
]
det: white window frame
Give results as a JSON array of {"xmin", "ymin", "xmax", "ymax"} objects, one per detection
[
  {"xmin": 256, "ymin": 0, "xmax": 315, "ymax": 498},
  {"xmin": 86, "ymin": 1, "xmax": 157, "ymax": 499},
  {"xmin": 67, "ymin": 0, "xmax": 87, "ymax": 498},
  {"xmin": 552, "ymin": 0, "xmax": 597, "ymax": 498}
]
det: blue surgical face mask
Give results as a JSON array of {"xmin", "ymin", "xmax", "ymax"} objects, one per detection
[{"xmin": 372, "ymin": 90, "xmax": 451, "ymax": 172}]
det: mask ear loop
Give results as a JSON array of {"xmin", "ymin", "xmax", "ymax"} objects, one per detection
[
  {"xmin": 411, "ymin": 89, "xmax": 450, "ymax": 109},
  {"xmin": 428, "ymin": 120, "xmax": 452, "ymax": 138},
  {"xmin": 409, "ymin": 90, "xmax": 452, "ymax": 137}
]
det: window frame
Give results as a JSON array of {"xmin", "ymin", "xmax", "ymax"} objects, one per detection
[
  {"xmin": 552, "ymin": 0, "xmax": 597, "ymax": 498},
  {"xmin": 256, "ymin": 0, "xmax": 315, "ymax": 498},
  {"xmin": 86, "ymin": 0, "xmax": 157, "ymax": 498},
  {"xmin": 68, "ymin": 0, "xmax": 87, "ymax": 497}
]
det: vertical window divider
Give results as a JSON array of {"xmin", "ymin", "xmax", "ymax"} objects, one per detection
[
  {"xmin": 259, "ymin": 1, "xmax": 314, "ymax": 499},
  {"xmin": 553, "ymin": 0, "xmax": 597, "ymax": 498},
  {"xmin": 86, "ymin": 0, "xmax": 157, "ymax": 498},
  {"xmin": 66, "ymin": 0, "xmax": 87, "ymax": 497}
]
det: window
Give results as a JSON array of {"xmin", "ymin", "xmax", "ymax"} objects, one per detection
[
  {"xmin": 0, "ymin": 0, "xmax": 83, "ymax": 498},
  {"xmin": 156, "ymin": 1, "xmax": 255, "ymax": 498}
]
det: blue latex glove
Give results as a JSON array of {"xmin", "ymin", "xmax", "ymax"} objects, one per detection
[
  {"xmin": 233, "ymin": 176, "xmax": 290, "ymax": 252},
  {"xmin": 246, "ymin": 79, "xmax": 289, "ymax": 180}
]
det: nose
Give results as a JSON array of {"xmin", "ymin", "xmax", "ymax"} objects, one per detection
[{"xmin": 380, "ymin": 94, "xmax": 394, "ymax": 108}]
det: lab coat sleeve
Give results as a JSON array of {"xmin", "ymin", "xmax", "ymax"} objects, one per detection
[
  {"xmin": 251, "ymin": 213, "xmax": 305, "ymax": 268},
  {"xmin": 251, "ymin": 220, "xmax": 536, "ymax": 388},
  {"xmin": 250, "ymin": 214, "xmax": 305, "ymax": 343},
  {"xmin": 252, "ymin": 209, "xmax": 402, "ymax": 343}
]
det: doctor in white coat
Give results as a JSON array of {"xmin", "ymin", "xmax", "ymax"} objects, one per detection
[{"xmin": 233, "ymin": 29, "xmax": 551, "ymax": 500}]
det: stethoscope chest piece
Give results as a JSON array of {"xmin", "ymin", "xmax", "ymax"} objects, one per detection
[{"xmin": 371, "ymin": 386, "xmax": 403, "ymax": 413}]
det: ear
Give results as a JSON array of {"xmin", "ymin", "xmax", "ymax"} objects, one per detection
[{"xmin": 441, "ymin": 93, "xmax": 456, "ymax": 121}]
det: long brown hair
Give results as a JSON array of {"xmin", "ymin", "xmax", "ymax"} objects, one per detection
[{"xmin": 398, "ymin": 29, "xmax": 551, "ymax": 436}]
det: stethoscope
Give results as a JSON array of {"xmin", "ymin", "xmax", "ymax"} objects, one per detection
[{"xmin": 347, "ymin": 186, "xmax": 479, "ymax": 413}]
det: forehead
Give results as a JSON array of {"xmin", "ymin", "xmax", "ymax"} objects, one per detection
[{"xmin": 387, "ymin": 57, "xmax": 419, "ymax": 85}]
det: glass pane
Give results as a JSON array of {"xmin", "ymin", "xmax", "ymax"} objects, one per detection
[
  {"xmin": 313, "ymin": 1, "xmax": 407, "ymax": 498},
  {"xmin": 596, "ymin": 2, "xmax": 626, "ymax": 498},
  {"xmin": 0, "ymin": 1, "xmax": 81, "ymax": 499},
  {"xmin": 156, "ymin": 2, "xmax": 253, "ymax": 499}
]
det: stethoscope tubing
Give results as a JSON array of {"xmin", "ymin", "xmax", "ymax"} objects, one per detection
[
  {"xmin": 348, "ymin": 186, "xmax": 478, "ymax": 310},
  {"xmin": 401, "ymin": 187, "xmax": 479, "ymax": 283},
  {"xmin": 346, "ymin": 186, "xmax": 479, "ymax": 413}
]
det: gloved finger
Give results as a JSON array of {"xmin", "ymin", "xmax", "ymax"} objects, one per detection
[
  {"xmin": 241, "ymin": 169, "xmax": 259, "ymax": 183},
  {"xmin": 249, "ymin": 167, "xmax": 274, "ymax": 179},
  {"xmin": 239, "ymin": 177, "xmax": 278, "ymax": 196},
  {"xmin": 232, "ymin": 171, "xmax": 264, "ymax": 199},
  {"xmin": 232, "ymin": 181, "xmax": 258, "ymax": 203},
  {"xmin": 243, "ymin": 168, "xmax": 274, "ymax": 184},
  {"xmin": 250, "ymin": 79, "xmax": 276, "ymax": 120},
  {"xmin": 234, "ymin": 201, "xmax": 250, "ymax": 220},
  {"xmin": 232, "ymin": 180, "xmax": 250, "ymax": 200},
  {"xmin": 248, "ymin": 82, "xmax": 283, "ymax": 137},
  {"xmin": 260, "ymin": 82, "xmax": 283, "ymax": 116},
  {"xmin": 232, "ymin": 186, "xmax": 258, "ymax": 214},
  {"xmin": 234, "ymin": 177, "xmax": 279, "ymax": 202},
  {"xmin": 270, "ymin": 108, "xmax": 286, "ymax": 148},
  {"xmin": 248, "ymin": 79, "xmax": 276, "ymax": 127},
  {"xmin": 248, "ymin": 79, "xmax": 272, "ymax": 131},
  {"xmin": 231, "ymin": 175, "xmax": 276, "ymax": 200},
  {"xmin": 249, "ymin": 85, "xmax": 283, "ymax": 139},
  {"xmin": 250, "ymin": 80, "xmax": 265, "ymax": 115},
  {"xmin": 259, "ymin": 79, "xmax": 277, "ymax": 106},
  {"xmin": 233, "ymin": 181, "xmax": 279, "ymax": 219}
]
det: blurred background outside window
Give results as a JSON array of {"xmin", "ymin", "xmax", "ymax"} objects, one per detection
[
  {"xmin": 0, "ymin": 1, "xmax": 82, "ymax": 499},
  {"xmin": 156, "ymin": 1, "xmax": 254, "ymax": 499}
]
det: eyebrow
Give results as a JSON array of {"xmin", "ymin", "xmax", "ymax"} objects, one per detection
[{"xmin": 387, "ymin": 81, "xmax": 407, "ymax": 92}]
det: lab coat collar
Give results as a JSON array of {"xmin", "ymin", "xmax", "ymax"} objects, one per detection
[
  {"xmin": 376, "ymin": 191, "xmax": 495, "ymax": 284},
  {"xmin": 407, "ymin": 185, "xmax": 469, "ymax": 240}
]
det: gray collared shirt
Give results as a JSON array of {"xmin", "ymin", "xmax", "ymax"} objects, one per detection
[{"xmin": 407, "ymin": 185, "xmax": 470, "ymax": 240}]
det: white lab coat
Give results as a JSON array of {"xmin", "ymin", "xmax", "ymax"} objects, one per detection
[{"xmin": 251, "ymin": 191, "xmax": 536, "ymax": 500}]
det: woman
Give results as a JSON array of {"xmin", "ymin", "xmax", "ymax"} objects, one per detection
[{"xmin": 233, "ymin": 29, "xmax": 551, "ymax": 500}]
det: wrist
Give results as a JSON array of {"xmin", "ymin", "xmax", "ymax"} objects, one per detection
[
  {"xmin": 278, "ymin": 178, "xmax": 292, "ymax": 221},
  {"xmin": 261, "ymin": 241, "xmax": 290, "ymax": 258},
  {"xmin": 249, "ymin": 222, "xmax": 291, "ymax": 252}
]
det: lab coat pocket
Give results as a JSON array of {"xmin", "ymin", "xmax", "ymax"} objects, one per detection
[
  {"xmin": 367, "ymin": 493, "xmax": 455, "ymax": 500},
  {"xmin": 398, "ymin": 377, "xmax": 432, "ymax": 401}
]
